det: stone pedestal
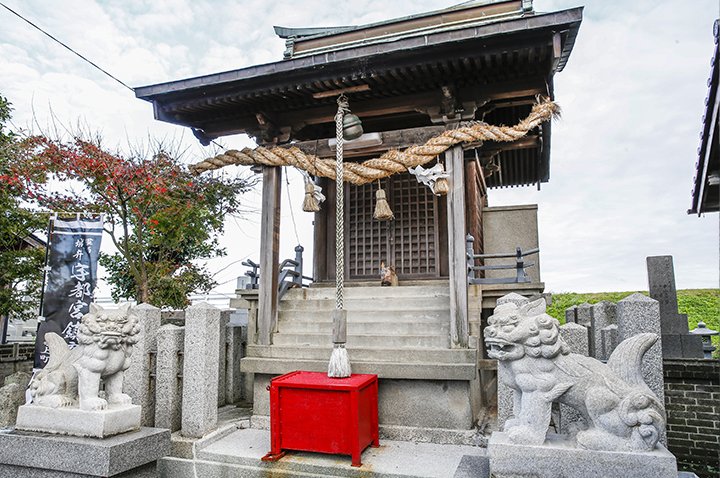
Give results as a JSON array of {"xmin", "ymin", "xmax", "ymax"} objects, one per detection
[
  {"xmin": 488, "ymin": 432, "xmax": 678, "ymax": 478},
  {"xmin": 15, "ymin": 404, "xmax": 141, "ymax": 438},
  {"xmin": 0, "ymin": 427, "xmax": 169, "ymax": 477}
]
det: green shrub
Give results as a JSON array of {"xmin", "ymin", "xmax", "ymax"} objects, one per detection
[{"xmin": 547, "ymin": 289, "xmax": 720, "ymax": 357}]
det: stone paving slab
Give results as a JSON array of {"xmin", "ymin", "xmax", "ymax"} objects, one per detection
[{"xmin": 161, "ymin": 427, "xmax": 488, "ymax": 478}]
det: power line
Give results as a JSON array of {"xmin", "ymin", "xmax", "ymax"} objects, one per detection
[
  {"xmin": 0, "ymin": 2, "xmax": 134, "ymax": 92},
  {"xmin": 285, "ymin": 168, "xmax": 301, "ymax": 244}
]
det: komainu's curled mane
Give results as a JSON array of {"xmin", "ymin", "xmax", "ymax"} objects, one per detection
[
  {"xmin": 30, "ymin": 303, "xmax": 140, "ymax": 411},
  {"xmin": 484, "ymin": 298, "xmax": 665, "ymax": 452}
]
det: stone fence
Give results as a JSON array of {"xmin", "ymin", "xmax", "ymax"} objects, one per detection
[
  {"xmin": 663, "ymin": 359, "xmax": 720, "ymax": 478},
  {"xmin": 0, "ymin": 343, "xmax": 34, "ymax": 385},
  {"xmin": 124, "ymin": 303, "xmax": 247, "ymax": 438},
  {"xmin": 558, "ymin": 298, "xmax": 719, "ymax": 476}
]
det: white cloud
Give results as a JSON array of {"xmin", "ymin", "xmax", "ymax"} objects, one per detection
[{"xmin": 0, "ymin": 0, "xmax": 717, "ymax": 298}]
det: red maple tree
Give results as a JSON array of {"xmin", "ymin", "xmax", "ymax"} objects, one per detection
[{"xmin": 6, "ymin": 135, "xmax": 253, "ymax": 307}]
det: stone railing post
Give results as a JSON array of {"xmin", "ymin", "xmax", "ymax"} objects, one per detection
[
  {"xmin": 217, "ymin": 310, "xmax": 231, "ymax": 407},
  {"xmin": 590, "ymin": 301, "xmax": 616, "ymax": 360},
  {"xmin": 181, "ymin": 302, "xmax": 220, "ymax": 438},
  {"xmin": 124, "ymin": 303, "xmax": 160, "ymax": 427},
  {"xmin": 616, "ymin": 294, "xmax": 665, "ymax": 404},
  {"xmin": 558, "ymin": 322, "xmax": 589, "ymax": 433},
  {"xmin": 225, "ymin": 324, "xmax": 247, "ymax": 404},
  {"xmin": 231, "ymin": 290, "xmax": 259, "ymax": 345},
  {"xmin": 155, "ymin": 324, "xmax": 184, "ymax": 432}
]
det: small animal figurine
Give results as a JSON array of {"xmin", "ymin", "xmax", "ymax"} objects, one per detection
[{"xmin": 380, "ymin": 261, "xmax": 398, "ymax": 287}]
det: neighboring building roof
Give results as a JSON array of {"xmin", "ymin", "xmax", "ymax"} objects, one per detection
[
  {"xmin": 1, "ymin": 233, "xmax": 45, "ymax": 252},
  {"xmin": 135, "ymin": 1, "xmax": 582, "ymax": 189},
  {"xmin": 21, "ymin": 233, "xmax": 45, "ymax": 249},
  {"xmin": 690, "ymin": 19, "xmax": 720, "ymax": 215}
]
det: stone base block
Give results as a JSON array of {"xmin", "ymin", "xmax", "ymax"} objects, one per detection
[
  {"xmin": 661, "ymin": 334, "xmax": 704, "ymax": 359},
  {"xmin": 250, "ymin": 414, "xmax": 488, "ymax": 446},
  {"xmin": 253, "ymin": 374, "xmax": 475, "ymax": 430},
  {"xmin": 489, "ymin": 432, "xmax": 678, "ymax": 478},
  {"xmin": 16, "ymin": 404, "xmax": 141, "ymax": 438},
  {"xmin": 0, "ymin": 427, "xmax": 170, "ymax": 477}
]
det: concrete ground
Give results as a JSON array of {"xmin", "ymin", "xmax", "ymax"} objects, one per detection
[{"xmin": 161, "ymin": 426, "xmax": 489, "ymax": 478}]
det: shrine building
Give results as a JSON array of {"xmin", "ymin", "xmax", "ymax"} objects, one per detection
[{"xmin": 135, "ymin": 0, "xmax": 582, "ymax": 438}]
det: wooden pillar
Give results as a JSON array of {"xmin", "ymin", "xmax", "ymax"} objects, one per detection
[
  {"xmin": 465, "ymin": 160, "xmax": 482, "ymax": 255},
  {"xmin": 312, "ymin": 177, "xmax": 328, "ymax": 282},
  {"xmin": 258, "ymin": 166, "xmax": 281, "ymax": 346},
  {"xmin": 446, "ymin": 145, "xmax": 469, "ymax": 348}
]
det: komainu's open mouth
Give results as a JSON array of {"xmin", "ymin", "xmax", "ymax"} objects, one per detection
[{"xmin": 485, "ymin": 338, "xmax": 514, "ymax": 355}]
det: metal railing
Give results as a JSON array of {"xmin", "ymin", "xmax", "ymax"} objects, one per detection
[
  {"xmin": 242, "ymin": 245, "xmax": 313, "ymax": 299},
  {"xmin": 466, "ymin": 235, "xmax": 538, "ymax": 285},
  {"xmin": 241, "ymin": 259, "xmax": 260, "ymax": 289}
]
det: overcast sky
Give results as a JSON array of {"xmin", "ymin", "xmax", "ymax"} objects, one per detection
[{"xmin": 1, "ymin": 0, "xmax": 718, "ymax": 299}]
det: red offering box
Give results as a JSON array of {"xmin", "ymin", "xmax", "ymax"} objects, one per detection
[{"xmin": 262, "ymin": 371, "xmax": 379, "ymax": 467}]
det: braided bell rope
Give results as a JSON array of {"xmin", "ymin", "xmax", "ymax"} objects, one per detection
[
  {"xmin": 335, "ymin": 96, "xmax": 346, "ymax": 311},
  {"xmin": 190, "ymin": 97, "xmax": 560, "ymax": 183}
]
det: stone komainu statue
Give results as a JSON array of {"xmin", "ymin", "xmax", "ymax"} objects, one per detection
[
  {"xmin": 484, "ymin": 298, "xmax": 665, "ymax": 452},
  {"xmin": 30, "ymin": 303, "xmax": 140, "ymax": 411}
]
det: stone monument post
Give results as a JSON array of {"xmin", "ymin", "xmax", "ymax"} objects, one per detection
[
  {"xmin": 616, "ymin": 293, "xmax": 665, "ymax": 405},
  {"xmin": 181, "ymin": 302, "xmax": 220, "ymax": 438},
  {"xmin": 124, "ymin": 303, "xmax": 160, "ymax": 427},
  {"xmin": 646, "ymin": 256, "xmax": 703, "ymax": 358},
  {"xmin": 155, "ymin": 324, "xmax": 185, "ymax": 431}
]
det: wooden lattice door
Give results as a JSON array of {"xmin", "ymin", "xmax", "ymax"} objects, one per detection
[{"xmin": 347, "ymin": 174, "xmax": 440, "ymax": 280}]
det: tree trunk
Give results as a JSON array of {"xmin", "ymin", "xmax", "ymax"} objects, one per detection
[{"xmin": 137, "ymin": 280, "xmax": 150, "ymax": 304}]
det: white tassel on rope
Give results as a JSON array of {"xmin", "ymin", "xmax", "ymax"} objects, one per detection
[
  {"xmin": 328, "ymin": 95, "xmax": 352, "ymax": 378},
  {"xmin": 329, "ymin": 311, "xmax": 351, "ymax": 379},
  {"xmin": 328, "ymin": 347, "xmax": 351, "ymax": 377}
]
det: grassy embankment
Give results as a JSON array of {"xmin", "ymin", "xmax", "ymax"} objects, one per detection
[{"xmin": 546, "ymin": 289, "xmax": 720, "ymax": 356}]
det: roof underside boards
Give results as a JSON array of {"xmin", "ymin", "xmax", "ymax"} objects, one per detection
[
  {"xmin": 690, "ymin": 20, "xmax": 720, "ymax": 214},
  {"xmin": 135, "ymin": 5, "xmax": 582, "ymax": 189}
]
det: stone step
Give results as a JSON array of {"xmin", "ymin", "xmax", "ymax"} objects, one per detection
[
  {"xmin": 272, "ymin": 332, "xmax": 450, "ymax": 348},
  {"xmin": 279, "ymin": 296, "xmax": 449, "ymax": 312},
  {"xmin": 311, "ymin": 278, "xmax": 450, "ymax": 288},
  {"xmin": 246, "ymin": 344, "xmax": 476, "ymax": 364},
  {"xmin": 284, "ymin": 285, "xmax": 450, "ymax": 300},
  {"xmin": 160, "ymin": 427, "xmax": 488, "ymax": 477},
  {"xmin": 277, "ymin": 320, "xmax": 449, "ymax": 335},
  {"xmin": 279, "ymin": 309, "xmax": 449, "ymax": 323},
  {"xmin": 239, "ymin": 357, "xmax": 476, "ymax": 380}
]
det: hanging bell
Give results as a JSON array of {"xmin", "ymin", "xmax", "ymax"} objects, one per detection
[{"xmin": 342, "ymin": 113, "xmax": 364, "ymax": 141}]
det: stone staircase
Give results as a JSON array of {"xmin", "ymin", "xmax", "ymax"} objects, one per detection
[{"xmin": 241, "ymin": 283, "xmax": 477, "ymax": 381}]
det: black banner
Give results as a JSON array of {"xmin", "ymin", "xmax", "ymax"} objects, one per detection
[{"xmin": 34, "ymin": 216, "xmax": 103, "ymax": 368}]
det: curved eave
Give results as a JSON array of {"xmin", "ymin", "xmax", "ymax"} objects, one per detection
[
  {"xmin": 134, "ymin": 7, "xmax": 582, "ymax": 105},
  {"xmin": 690, "ymin": 20, "xmax": 720, "ymax": 215}
]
